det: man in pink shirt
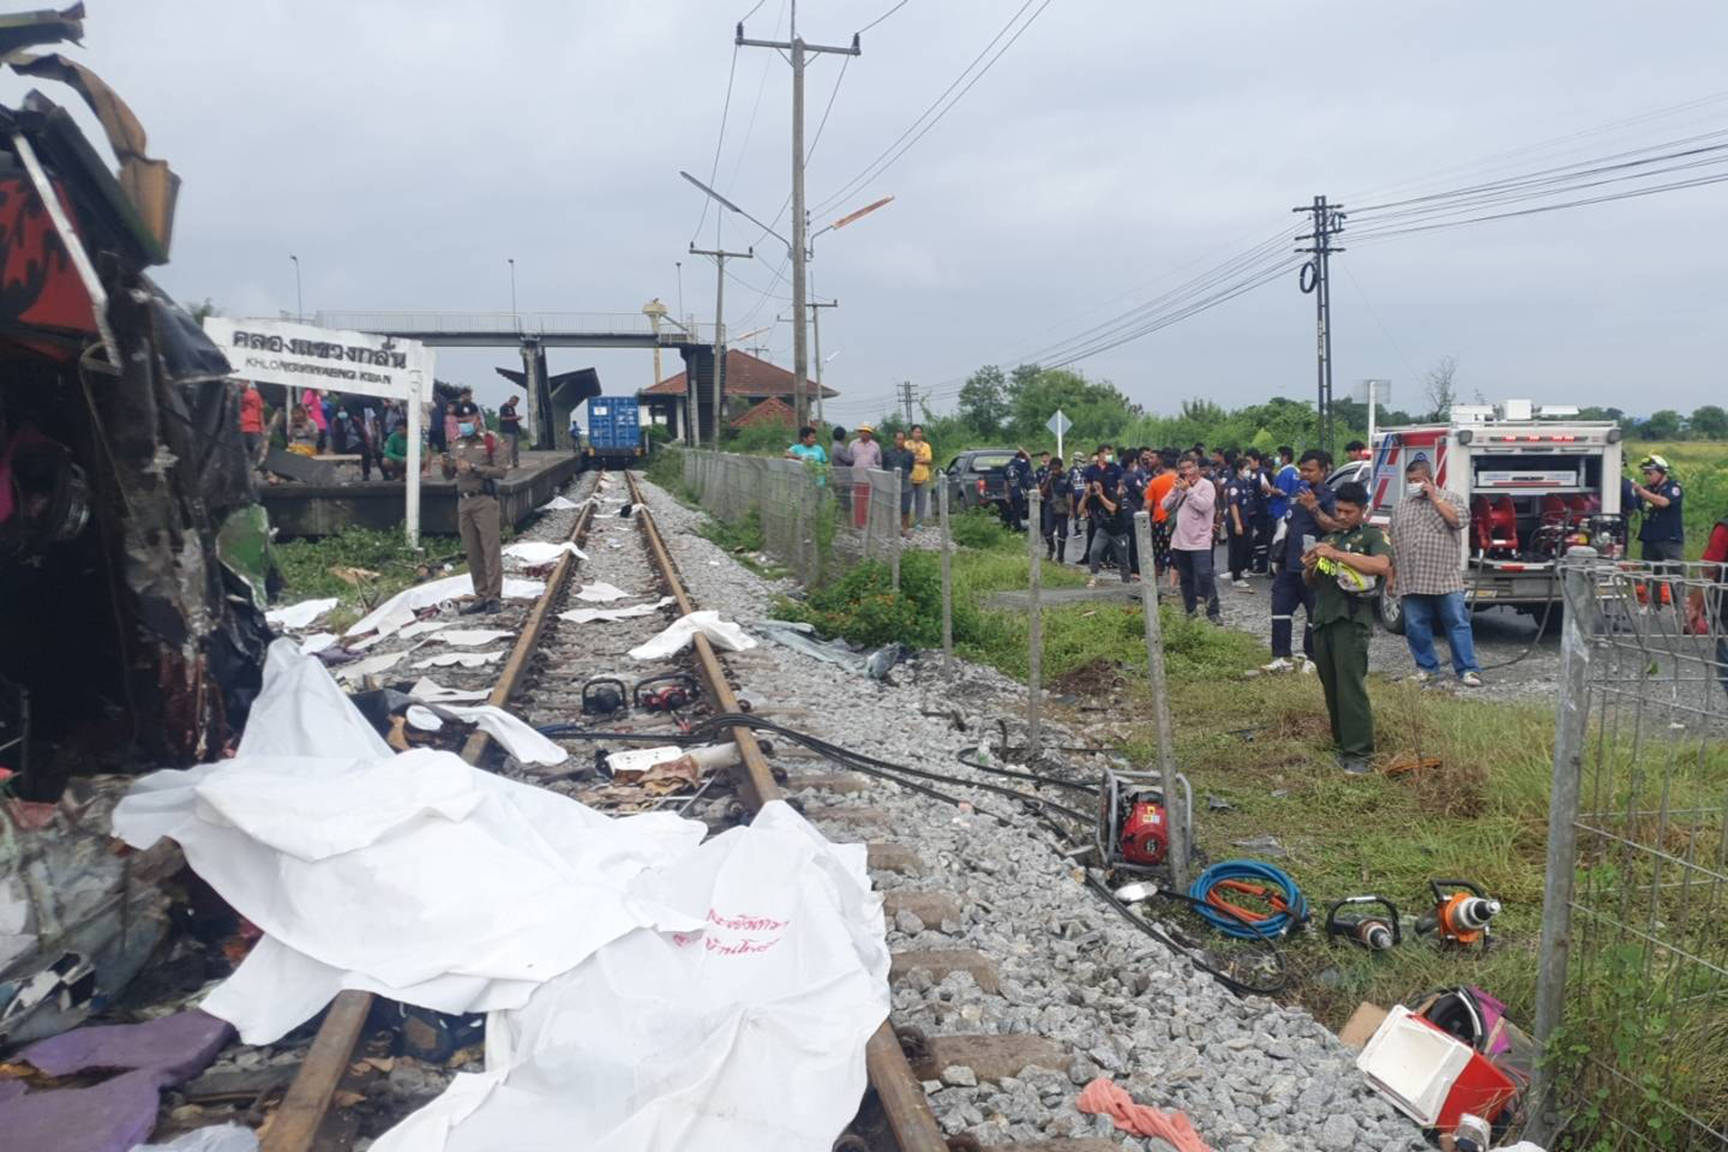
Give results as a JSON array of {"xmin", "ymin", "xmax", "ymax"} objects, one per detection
[{"xmin": 1163, "ymin": 455, "xmax": 1222, "ymax": 624}]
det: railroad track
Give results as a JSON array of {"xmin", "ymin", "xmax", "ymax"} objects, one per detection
[
  {"xmin": 252, "ymin": 468, "xmax": 1417, "ymax": 1152},
  {"xmin": 258, "ymin": 468, "xmax": 954, "ymax": 1152}
]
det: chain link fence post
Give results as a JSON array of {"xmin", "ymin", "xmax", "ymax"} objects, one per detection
[
  {"xmin": 1134, "ymin": 510, "xmax": 1188, "ymax": 890},
  {"xmin": 1026, "ymin": 488, "xmax": 1043, "ymax": 759},
  {"xmin": 938, "ymin": 479, "xmax": 953, "ymax": 674},
  {"xmin": 1529, "ymin": 550, "xmax": 1597, "ymax": 1145},
  {"xmin": 890, "ymin": 469, "xmax": 902, "ymax": 593}
]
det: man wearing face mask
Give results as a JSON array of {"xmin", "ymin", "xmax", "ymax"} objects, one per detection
[{"xmin": 443, "ymin": 416, "xmax": 508, "ymax": 615}]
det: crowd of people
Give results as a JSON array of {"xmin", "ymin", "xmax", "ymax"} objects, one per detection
[{"xmin": 236, "ymin": 381, "xmax": 528, "ymax": 484}]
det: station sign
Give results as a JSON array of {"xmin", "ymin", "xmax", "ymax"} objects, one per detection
[{"xmin": 201, "ymin": 316, "xmax": 434, "ymax": 402}]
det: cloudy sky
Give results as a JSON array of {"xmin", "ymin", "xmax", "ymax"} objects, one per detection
[{"xmin": 13, "ymin": 0, "xmax": 1727, "ymax": 420}]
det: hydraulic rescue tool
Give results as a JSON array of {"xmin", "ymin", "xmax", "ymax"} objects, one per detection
[
  {"xmin": 580, "ymin": 677, "xmax": 627, "ymax": 716},
  {"xmin": 1325, "ymin": 895, "xmax": 1402, "ymax": 951},
  {"xmin": 635, "ymin": 672, "xmax": 700, "ymax": 712},
  {"xmin": 1415, "ymin": 879, "xmax": 1501, "ymax": 952},
  {"xmin": 1095, "ymin": 767, "xmax": 1193, "ymax": 874}
]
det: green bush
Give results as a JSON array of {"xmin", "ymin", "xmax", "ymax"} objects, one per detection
[
  {"xmin": 788, "ymin": 560, "xmax": 934, "ymax": 649},
  {"xmin": 950, "ymin": 507, "xmax": 1015, "ymax": 551}
]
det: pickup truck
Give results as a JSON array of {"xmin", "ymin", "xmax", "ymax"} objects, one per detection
[{"xmin": 944, "ymin": 449, "xmax": 1019, "ymax": 515}]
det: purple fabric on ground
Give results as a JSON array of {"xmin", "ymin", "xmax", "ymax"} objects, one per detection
[
  {"xmin": 0, "ymin": 1011, "xmax": 237, "ymax": 1151},
  {"xmin": 19, "ymin": 1009, "xmax": 234, "ymax": 1080},
  {"xmin": 0, "ymin": 1067, "xmax": 164, "ymax": 1152}
]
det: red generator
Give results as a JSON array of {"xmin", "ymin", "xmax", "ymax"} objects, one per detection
[{"xmin": 1096, "ymin": 768, "xmax": 1193, "ymax": 876}]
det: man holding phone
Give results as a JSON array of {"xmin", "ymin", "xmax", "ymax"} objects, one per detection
[
  {"xmin": 1389, "ymin": 456, "xmax": 1482, "ymax": 687},
  {"xmin": 1164, "ymin": 455, "xmax": 1222, "ymax": 622}
]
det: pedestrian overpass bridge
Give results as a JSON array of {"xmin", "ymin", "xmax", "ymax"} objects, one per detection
[
  {"xmin": 314, "ymin": 311, "xmax": 721, "ymax": 446},
  {"xmin": 314, "ymin": 311, "xmax": 717, "ymax": 350}
]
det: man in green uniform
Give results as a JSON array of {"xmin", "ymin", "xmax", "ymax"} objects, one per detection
[
  {"xmin": 443, "ymin": 417, "xmax": 508, "ymax": 615},
  {"xmin": 1303, "ymin": 480, "xmax": 1392, "ymax": 774}
]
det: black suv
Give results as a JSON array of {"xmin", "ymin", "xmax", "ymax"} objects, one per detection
[{"xmin": 944, "ymin": 449, "xmax": 1020, "ymax": 514}]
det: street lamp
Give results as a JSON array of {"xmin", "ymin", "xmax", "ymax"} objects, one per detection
[
  {"xmin": 809, "ymin": 196, "xmax": 894, "ymax": 249},
  {"xmin": 507, "ymin": 258, "xmax": 518, "ymax": 330},
  {"xmin": 679, "ymin": 170, "xmax": 893, "ymax": 426},
  {"xmin": 289, "ymin": 254, "xmax": 302, "ymax": 321}
]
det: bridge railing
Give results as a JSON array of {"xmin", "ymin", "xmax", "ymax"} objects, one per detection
[{"xmin": 315, "ymin": 311, "xmax": 715, "ymax": 344}]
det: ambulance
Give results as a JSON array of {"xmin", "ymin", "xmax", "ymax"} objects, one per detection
[{"xmin": 1363, "ymin": 400, "xmax": 1627, "ymax": 633}]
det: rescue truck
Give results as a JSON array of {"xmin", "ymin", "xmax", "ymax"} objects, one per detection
[{"xmin": 1365, "ymin": 400, "xmax": 1627, "ymax": 633}]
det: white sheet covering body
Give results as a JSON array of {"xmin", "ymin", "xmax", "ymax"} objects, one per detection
[
  {"xmin": 371, "ymin": 802, "xmax": 888, "ymax": 1152},
  {"xmin": 628, "ymin": 611, "xmax": 758, "ymax": 660},
  {"xmin": 111, "ymin": 642, "xmax": 706, "ymax": 1042},
  {"xmin": 111, "ymin": 643, "xmax": 889, "ymax": 1152}
]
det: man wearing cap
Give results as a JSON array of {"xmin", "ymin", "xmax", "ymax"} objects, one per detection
[{"xmin": 1630, "ymin": 454, "xmax": 1685, "ymax": 596}]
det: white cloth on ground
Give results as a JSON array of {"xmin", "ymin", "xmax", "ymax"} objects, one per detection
[
  {"xmin": 298, "ymin": 633, "xmax": 338, "ymax": 655},
  {"xmin": 439, "ymin": 705, "xmax": 568, "ymax": 766},
  {"xmin": 369, "ymin": 801, "xmax": 888, "ymax": 1152},
  {"xmin": 413, "ymin": 651, "xmax": 505, "ymax": 670},
  {"xmin": 408, "ymin": 678, "xmax": 492, "ymax": 703},
  {"xmin": 345, "ymin": 576, "xmax": 543, "ymax": 638},
  {"xmin": 111, "ymin": 641, "xmax": 707, "ymax": 1043},
  {"xmin": 266, "ymin": 598, "xmax": 338, "ymax": 630},
  {"xmin": 503, "ymin": 540, "xmax": 588, "ymax": 566},
  {"xmin": 536, "ymin": 495, "xmax": 581, "ymax": 512},
  {"xmin": 558, "ymin": 597, "xmax": 675, "ymax": 625},
  {"xmin": 574, "ymin": 581, "xmax": 632, "ymax": 603},
  {"xmin": 628, "ymin": 611, "xmax": 757, "ymax": 660},
  {"xmin": 431, "ymin": 629, "xmax": 515, "ymax": 647}
]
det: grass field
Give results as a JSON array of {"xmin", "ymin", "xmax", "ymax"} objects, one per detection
[
  {"xmin": 1639, "ymin": 440, "xmax": 1728, "ymax": 559},
  {"xmin": 653, "ymin": 444, "xmax": 1728, "ymax": 1143}
]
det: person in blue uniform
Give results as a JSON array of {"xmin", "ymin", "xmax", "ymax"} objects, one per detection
[
  {"xmin": 1629, "ymin": 454, "xmax": 1685, "ymax": 606},
  {"xmin": 1264, "ymin": 449, "xmax": 1340, "ymax": 672}
]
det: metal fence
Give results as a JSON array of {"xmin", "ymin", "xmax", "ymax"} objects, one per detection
[
  {"xmin": 680, "ymin": 449, "xmax": 902, "ymax": 588},
  {"xmin": 1532, "ymin": 552, "xmax": 1728, "ymax": 1150}
]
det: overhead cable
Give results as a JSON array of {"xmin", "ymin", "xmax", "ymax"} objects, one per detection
[{"xmin": 810, "ymin": 0, "xmax": 1057, "ymax": 216}]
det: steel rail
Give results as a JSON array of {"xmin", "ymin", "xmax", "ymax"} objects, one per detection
[
  {"xmin": 260, "ymin": 497, "xmax": 597, "ymax": 1152},
  {"xmin": 625, "ymin": 471, "xmax": 947, "ymax": 1152},
  {"xmin": 264, "ymin": 472, "xmax": 944, "ymax": 1151}
]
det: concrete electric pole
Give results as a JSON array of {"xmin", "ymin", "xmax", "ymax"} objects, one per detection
[
  {"xmin": 737, "ymin": 7, "xmax": 860, "ymax": 430},
  {"xmin": 689, "ymin": 243, "xmax": 754, "ymax": 449},
  {"xmin": 807, "ymin": 298, "xmax": 837, "ymax": 426},
  {"xmin": 1295, "ymin": 195, "xmax": 1346, "ymax": 458},
  {"xmin": 899, "ymin": 380, "xmax": 916, "ymax": 425}
]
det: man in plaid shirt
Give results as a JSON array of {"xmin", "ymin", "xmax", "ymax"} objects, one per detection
[{"xmin": 1389, "ymin": 456, "xmax": 1484, "ymax": 687}]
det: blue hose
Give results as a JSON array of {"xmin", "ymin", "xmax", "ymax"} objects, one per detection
[{"xmin": 1188, "ymin": 859, "xmax": 1309, "ymax": 939}]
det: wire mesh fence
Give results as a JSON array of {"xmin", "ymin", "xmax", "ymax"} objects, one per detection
[
  {"xmin": 680, "ymin": 449, "xmax": 902, "ymax": 588},
  {"xmin": 1532, "ymin": 552, "xmax": 1728, "ymax": 1150}
]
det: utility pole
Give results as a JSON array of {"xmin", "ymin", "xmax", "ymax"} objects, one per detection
[
  {"xmin": 689, "ymin": 243, "xmax": 753, "ymax": 449},
  {"xmin": 1294, "ymin": 195, "xmax": 1345, "ymax": 458},
  {"xmin": 737, "ymin": 8, "xmax": 860, "ymax": 430},
  {"xmin": 808, "ymin": 298, "xmax": 837, "ymax": 426},
  {"xmin": 898, "ymin": 380, "xmax": 916, "ymax": 425}
]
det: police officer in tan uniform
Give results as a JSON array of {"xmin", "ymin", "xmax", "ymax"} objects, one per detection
[{"xmin": 443, "ymin": 416, "xmax": 507, "ymax": 615}]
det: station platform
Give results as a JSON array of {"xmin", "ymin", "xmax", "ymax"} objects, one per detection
[{"xmin": 259, "ymin": 450, "xmax": 587, "ymax": 538}]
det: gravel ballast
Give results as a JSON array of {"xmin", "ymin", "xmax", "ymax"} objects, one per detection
[{"xmin": 633, "ymin": 474, "xmax": 1428, "ymax": 1152}]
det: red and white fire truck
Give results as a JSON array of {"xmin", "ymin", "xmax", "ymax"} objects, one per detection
[{"xmin": 1359, "ymin": 400, "xmax": 1628, "ymax": 633}]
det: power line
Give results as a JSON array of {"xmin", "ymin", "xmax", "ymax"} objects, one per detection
[
  {"xmin": 857, "ymin": 0, "xmax": 913, "ymax": 35},
  {"xmin": 1352, "ymin": 169, "xmax": 1728, "ymax": 243},
  {"xmin": 1347, "ymin": 89, "xmax": 1728, "ymax": 208},
  {"xmin": 689, "ymin": 42, "xmax": 743, "ymax": 246},
  {"xmin": 808, "ymin": 53, "xmax": 851, "ymax": 163},
  {"xmin": 810, "ymin": 0, "xmax": 1056, "ymax": 216},
  {"xmin": 719, "ymin": 0, "xmax": 788, "ymax": 245}
]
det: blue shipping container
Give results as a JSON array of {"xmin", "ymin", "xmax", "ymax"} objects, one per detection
[{"xmin": 586, "ymin": 397, "xmax": 642, "ymax": 453}]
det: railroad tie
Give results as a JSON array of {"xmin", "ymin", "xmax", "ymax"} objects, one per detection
[{"xmin": 888, "ymin": 949, "xmax": 1001, "ymax": 996}]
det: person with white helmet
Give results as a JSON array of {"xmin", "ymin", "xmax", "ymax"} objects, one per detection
[{"xmin": 1630, "ymin": 453, "xmax": 1685, "ymax": 605}]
